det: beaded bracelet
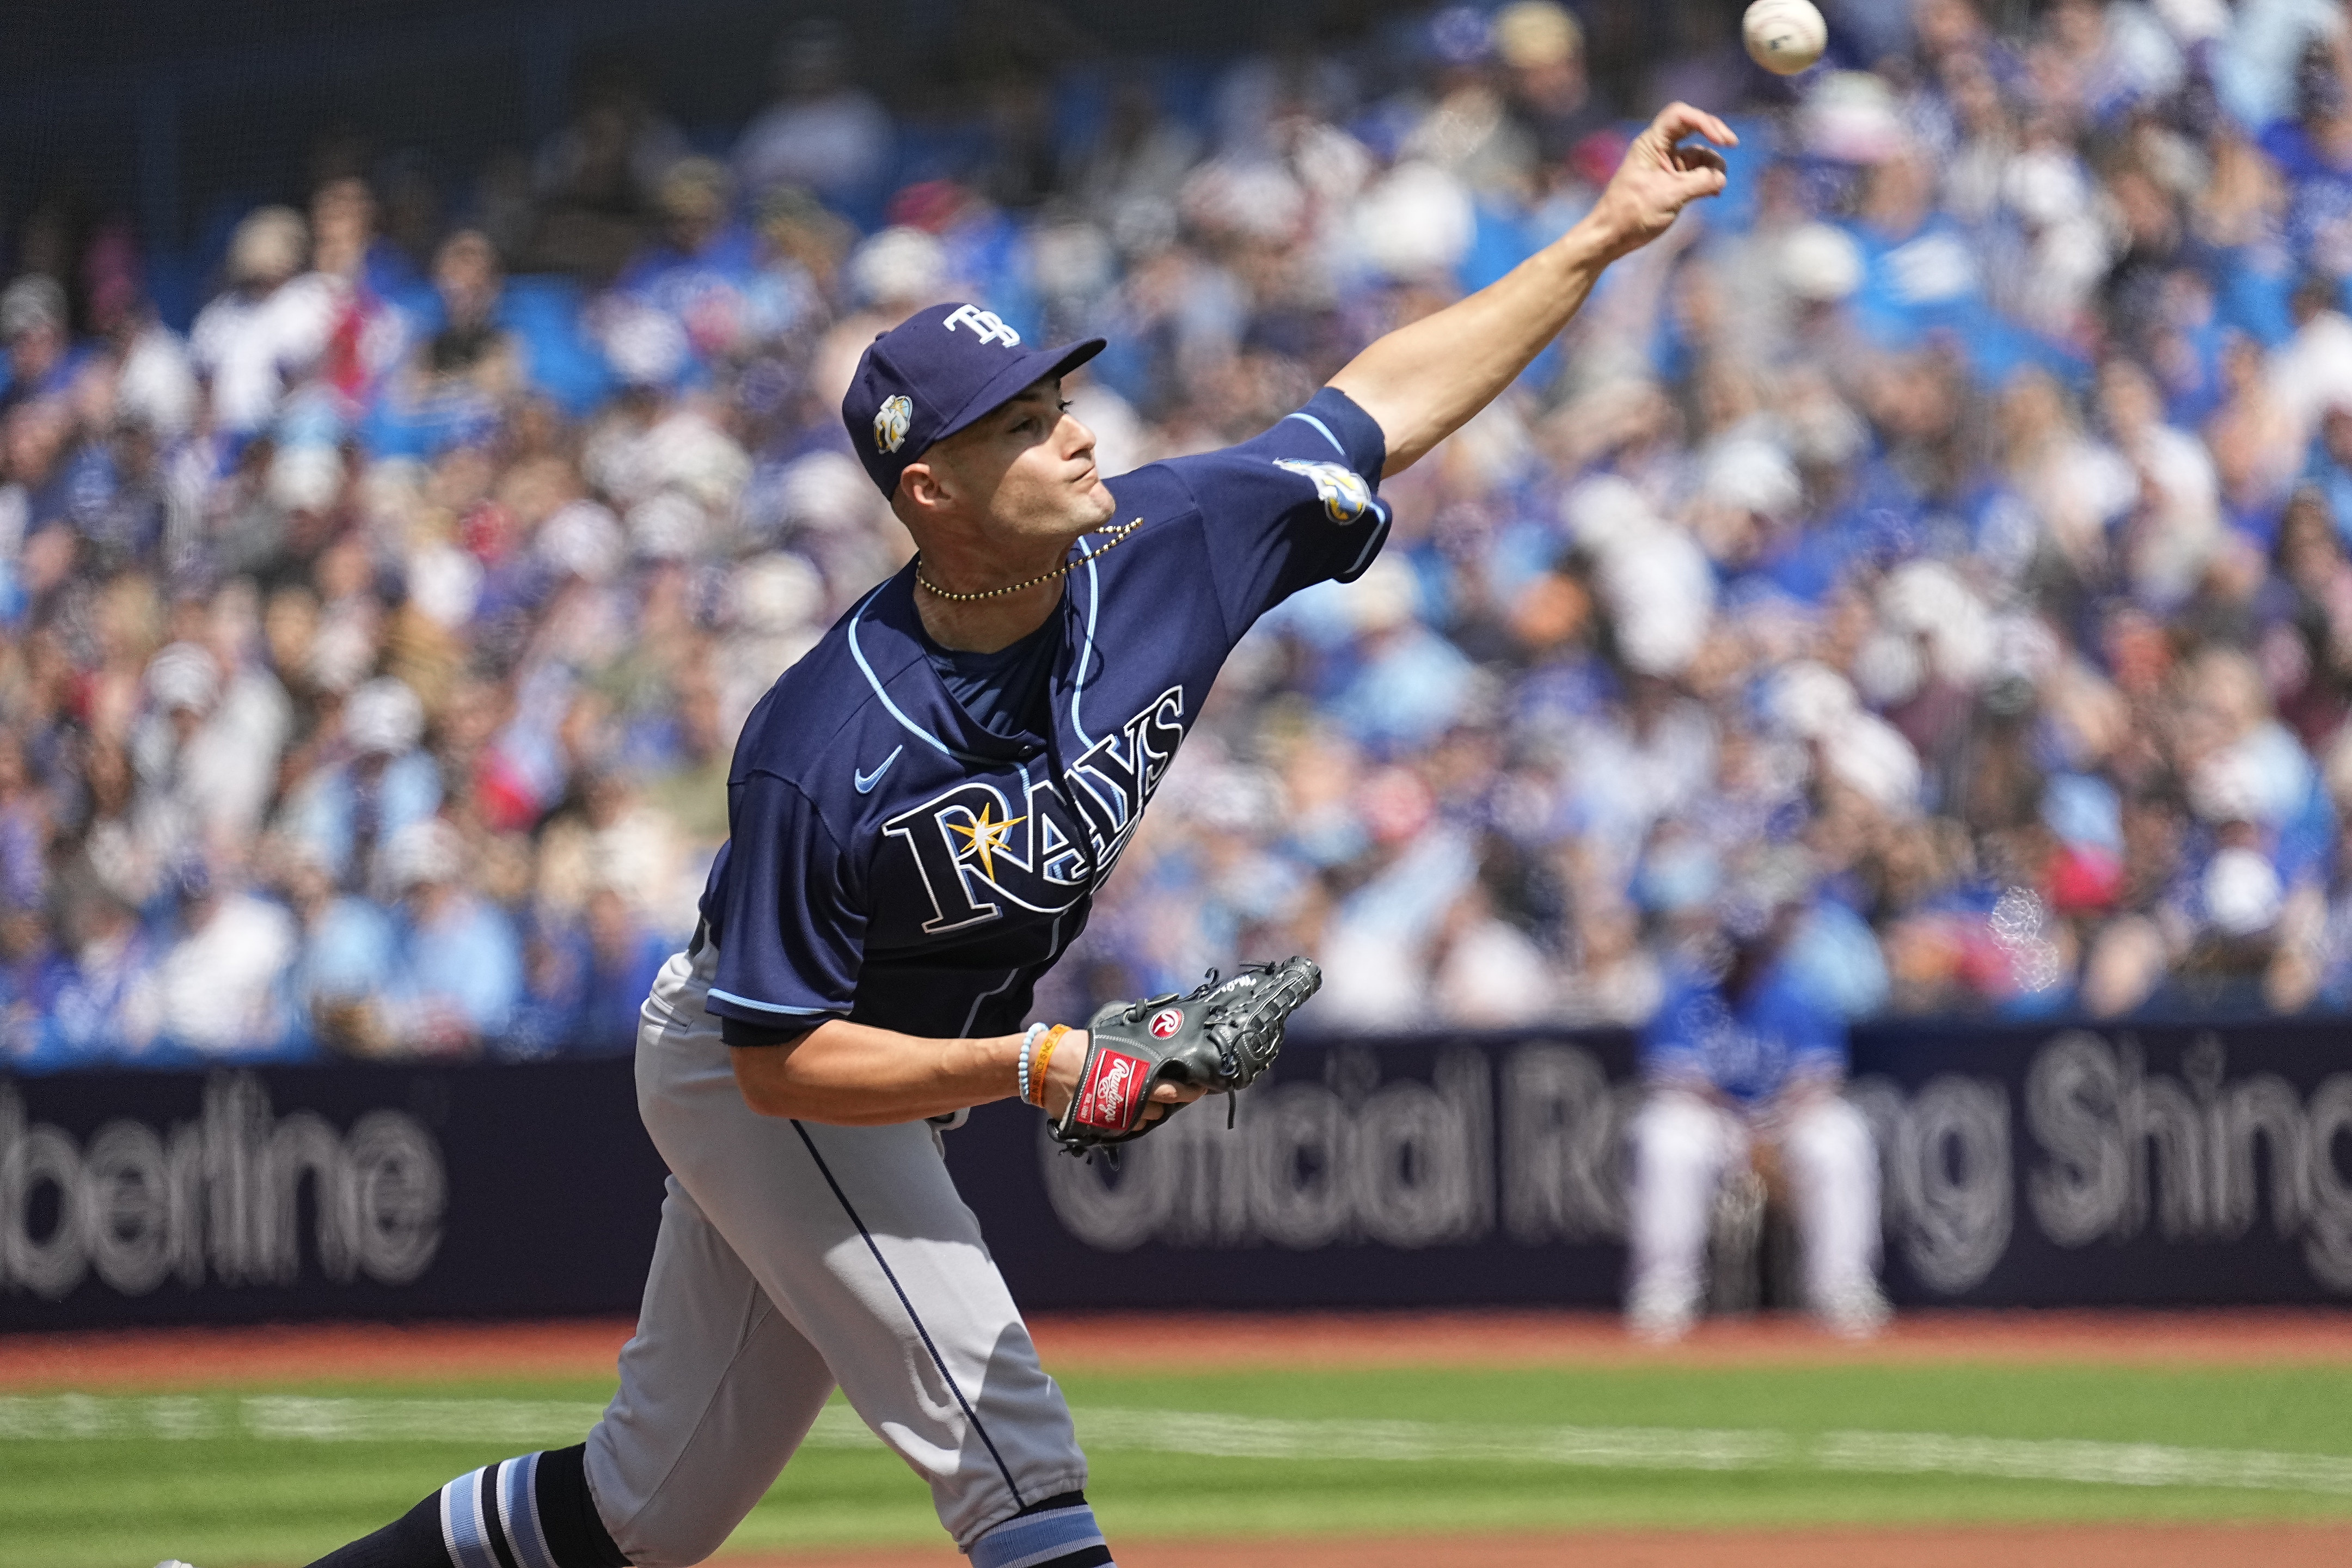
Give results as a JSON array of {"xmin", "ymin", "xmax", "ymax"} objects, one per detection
[{"xmin": 1018, "ymin": 1021, "xmax": 1048, "ymax": 1107}]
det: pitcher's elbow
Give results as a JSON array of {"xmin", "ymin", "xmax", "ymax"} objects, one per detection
[{"xmin": 729, "ymin": 1045, "xmax": 810, "ymax": 1118}]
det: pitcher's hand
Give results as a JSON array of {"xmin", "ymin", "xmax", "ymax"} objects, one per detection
[{"xmin": 1589, "ymin": 103, "xmax": 1737, "ymax": 260}]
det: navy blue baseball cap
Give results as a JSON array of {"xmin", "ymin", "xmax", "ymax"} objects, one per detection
[{"xmin": 841, "ymin": 302, "xmax": 1106, "ymax": 498}]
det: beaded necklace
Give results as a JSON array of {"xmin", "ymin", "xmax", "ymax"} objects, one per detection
[{"xmin": 911, "ymin": 517, "xmax": 1144, "ymax": 602}]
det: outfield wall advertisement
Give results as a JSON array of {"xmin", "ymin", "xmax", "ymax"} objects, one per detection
[
  {"xmin": 982, "ymin": 1022, "xmax": 2352, "ymax": 1311},
  {"xmin": 3, "ymin": 1021, "xmax": 2349, "ymax": 1328},
  {"xmin": 0, "ymin": 1059, "xmax": 666, "ymax": 1331}
]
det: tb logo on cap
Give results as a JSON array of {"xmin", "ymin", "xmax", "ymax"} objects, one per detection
[
  {"xmin": 873, "ymin": 394, "xmax": 912, "ymax": 454},
  {"xmin": 941, "ymin": 304, "xmax": 1022, "ymax": 347}
]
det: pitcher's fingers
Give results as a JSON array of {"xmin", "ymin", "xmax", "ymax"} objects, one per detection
[
  {"xmin": 1653, "ymin": 101, "xmax": 1737, "ymax": 148},
  {"xmin": 1671, "ymin": 146, "xmax": 1729, "ymax": 177},
  {"xmin": 1674, "ymin": 165, "xmax": 1730, "ymax": 200}
]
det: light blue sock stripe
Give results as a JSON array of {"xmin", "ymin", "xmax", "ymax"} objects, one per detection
[
  {"xmin": 440, "ymin": 1467, "xmax": 501, "ymax": 1568},
  {"xmin": 433, "ymin": 1483, "xmax": 462, "ymax": 1568},
  {"xmin": 970, "ymin": 1503, "xmax": 1111, "ymax": 1568},
  {"xmin": 500, "ymin": 1452, "xmax": 560, "ymax": 1568}
]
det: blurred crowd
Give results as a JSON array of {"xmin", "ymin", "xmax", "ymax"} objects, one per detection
[{"xmin": 8, "ymin": 0, "xmax": 2352, "ymax": 1068}]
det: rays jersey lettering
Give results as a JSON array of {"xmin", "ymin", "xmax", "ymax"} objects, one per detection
[
  {"xmin": 697, "ymin": 385, "xmax": 1392, "ymax": 1041},
  {"xmin": 886, "ymin": 687, "xmax": 1185, "ymax": 934}
]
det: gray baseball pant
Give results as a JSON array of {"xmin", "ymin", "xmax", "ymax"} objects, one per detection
[{"xmin": 580, "ymin": 945, "xmax": 1088, "ymax": 1565}]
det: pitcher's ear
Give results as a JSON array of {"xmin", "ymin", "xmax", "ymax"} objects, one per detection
[{"xmin": 898, "ymin": 460, "xmax": 945, "ymax": 512}]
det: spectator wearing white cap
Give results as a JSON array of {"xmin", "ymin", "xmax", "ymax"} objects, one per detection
[
  {"xmin": 132, "ymin": 623, "xmax": 292, "ymax": 857},
  {"xmin": 188, "ymin": 206, "xmax": 341, "ymax": 435},
  {"xmin": 0, "ymin": 275, "xmax": 83, "ymax": 416},
  {"xmin": 126, "ymin": 641, "xmax": 222, "ymax": 870},
  {"xmin": 278, "ymin": 676, "xmax": 443, "ymax": 890}
]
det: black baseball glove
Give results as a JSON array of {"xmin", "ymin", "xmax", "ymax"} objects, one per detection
[{"xmin": 1048, "ymin": 957, "xmax": 1321, "ymax": 1156}]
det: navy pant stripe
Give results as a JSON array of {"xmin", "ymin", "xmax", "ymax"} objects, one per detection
[{"xmin": 789, "ymin": 1119, "xmax": 1025, "ymax": 1505}]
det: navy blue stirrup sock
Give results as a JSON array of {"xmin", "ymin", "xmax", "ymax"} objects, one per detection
[
  {"xmin": 970, "ymin": 1491, "xmax": 1115, "ymax": 1568},
  {"xmin": 298, "ymin": 1491, "xmax": 440, "ymax": 1568},
  {"xmin": 302, "ymin": 1444, "xmax": 628, "ymax": 1568}
]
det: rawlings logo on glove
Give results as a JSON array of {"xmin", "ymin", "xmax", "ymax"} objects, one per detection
[
  {"xmin": 1049, "ymin": 957, "xmax": 1321, "ymax": 1155},
  {"xmin": 1078, "ymin": 1049, "xmax": 1148, "ymax": 1128}
]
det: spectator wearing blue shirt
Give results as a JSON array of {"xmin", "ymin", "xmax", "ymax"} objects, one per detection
[
  {"xmin": 494, "ymin": 886, "xmax": 673, "ymax": 1061},
  {"xmin": 611, "ymin": 158, "xmax": 764, "ymax": 379},
  {"xmin": 38, "ymin": 883, "xmax": 155, "ymax": 1069},
  {"xmin": 2305, "ymin": 408, "xmax": 2352, "ymax": 544},
  {"xmin": 0, "ymin": 905, "xmax": 65, "ymax": 1065},
  {"xmin": 279, "ymin": 677, "xmax": 443, "ymax": 891},
  {"xmin": 1623, "ymin": 853, "xmax": 1888, "ymax": 1341},
  {"xmin": 363, "ymin": 230, "xmax": 518, "ymax": 456},
  {"xmin": 280, "ymin": 841, "xmax": 396, "ymax": 1056},
  {"xmin": 378, "ymin": 818, "xmax": 522, "ymax": 1056},
  {"xmin": 574, "ymin": 885, "xmax": 672, "ymax": 1055},
  {"xmin": 2258, "ymin": 44, "xmax": 2352, "ymax": 277}
]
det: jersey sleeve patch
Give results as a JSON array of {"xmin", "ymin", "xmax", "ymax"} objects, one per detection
[
  {"xmin": 1270, "ymin": 458, "xmax": 1375, "ymax": 523},
  {"xmin": 1159, "ymin": 385, "xmax": 1394, "ymax": 634}
]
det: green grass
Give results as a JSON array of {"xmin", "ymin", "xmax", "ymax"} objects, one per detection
[{"xmin": 10, "ymin": 1363, "xmax": 2352, "ymax": 1568}]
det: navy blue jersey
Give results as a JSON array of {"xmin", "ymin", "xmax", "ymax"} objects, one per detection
[{"xmin": 697, "ymin": 387, "xmax": 1391, "ymax": 1040}]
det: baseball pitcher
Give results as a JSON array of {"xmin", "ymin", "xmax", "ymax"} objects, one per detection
[{"xmin": 295, "ymin": 102, "xmax": 1735, "ymax": 1568}]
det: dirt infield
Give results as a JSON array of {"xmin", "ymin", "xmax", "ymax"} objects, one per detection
[
  {"xmin": 718, "ymin": 1522, "xmax": 2352, "ymax": 1567},
  {"xmin": 2, "ymin": 1307, "xmax": 2347, "ymax": 1389}
]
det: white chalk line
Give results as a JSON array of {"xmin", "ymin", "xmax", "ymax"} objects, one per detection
[{"xmin": 2, "ymin": 1395, "xmax": 2348, "ymax": 1497}]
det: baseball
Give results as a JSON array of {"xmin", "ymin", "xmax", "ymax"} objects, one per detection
[{"xmin": 1743, "ymin": 0, "xmax": 1827, "ymax": 74}]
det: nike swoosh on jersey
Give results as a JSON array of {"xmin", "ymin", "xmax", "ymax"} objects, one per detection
[{"xmin": 854, "ymin": 745, "xmax": 905, "ymax": 794}]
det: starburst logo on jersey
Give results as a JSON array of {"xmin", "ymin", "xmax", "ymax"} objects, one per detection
[
  {"xmin": 873, "ymin": 394, "xmax": 913, "ymax": 454},
  {"xmin": 945, "ymin": 801, "xmax": 1023, "ymax": 879},
  {"xmin": 1272, "ymin": 458, "xmax": 1373, "ymax": 524}
]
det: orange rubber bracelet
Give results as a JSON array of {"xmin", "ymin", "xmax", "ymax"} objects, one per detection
[{"xmin": 1028, "ymin": 1025, "xmax": 1070, "ymax": 1107}]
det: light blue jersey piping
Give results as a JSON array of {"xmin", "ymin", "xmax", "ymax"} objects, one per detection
[
  {"xmin": 1284, "ymin": 409, "xmax": 1349, "ymax": 457},
  {"xmin": 1344, "ymin": 499, "xmax": 1392, "ymax": 578},
  {"xmin": 847, "ymin": 584, "xmax": 996, "ymax": 766},
  {"xmin": 1069, "ymin": 537, "xmax": 1107, "ymax": 748},
  {"xmin": 708, "ymin": 988, "xmax": 840, "ymax": 1018}
]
